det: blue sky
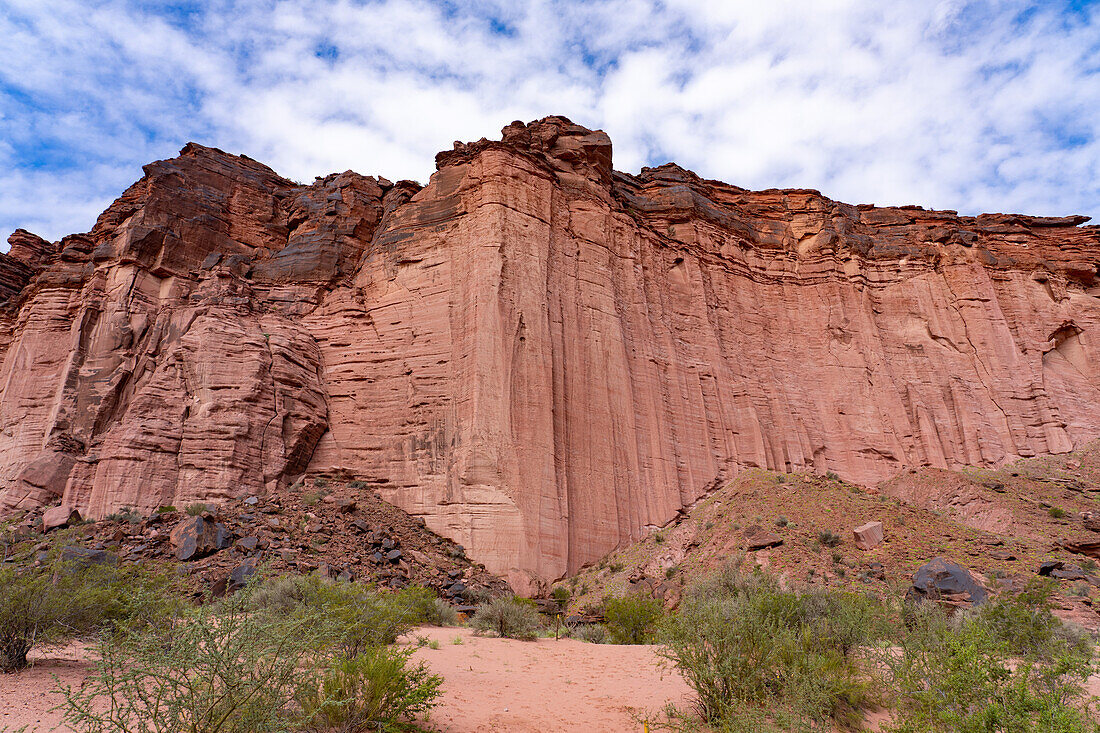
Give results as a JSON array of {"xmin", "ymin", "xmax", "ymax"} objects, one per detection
[{"xmin": 1, "ymin": 0, "xmax": 1099, "ymax": 245}]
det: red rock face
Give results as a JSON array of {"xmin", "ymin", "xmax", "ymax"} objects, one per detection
[{"xmin": 2, "ymin": 117, "xmax": 1099, "ymax": 591}]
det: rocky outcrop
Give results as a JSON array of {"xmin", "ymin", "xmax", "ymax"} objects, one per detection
[{"xmin": 1, "ymin": 117, "xmax": 1099, "ymax": 591}]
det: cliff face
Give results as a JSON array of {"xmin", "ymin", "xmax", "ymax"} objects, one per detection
[{"xmin": 2, "ymin": 116, "xmax": 1098, "ymax": 590}]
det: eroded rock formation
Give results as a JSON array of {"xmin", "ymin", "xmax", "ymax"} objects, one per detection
[{"xmin": 2, "ymin": 116, "xmax": 1099, "ymax": 590}]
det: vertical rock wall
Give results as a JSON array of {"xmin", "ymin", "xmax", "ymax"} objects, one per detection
[{"xmin": 1, "ymin": 117, "xmax": 1098, "ymax": 590}]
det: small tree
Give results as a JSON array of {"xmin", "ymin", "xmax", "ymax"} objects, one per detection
[{"xmin": 603, "ymin": 594, "xmax": 664, "ymax": 644}]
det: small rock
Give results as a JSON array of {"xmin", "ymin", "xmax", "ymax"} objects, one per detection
[
  {"xmin": 990, "ymin": 550, "xmax": 1017, "ymax": 561},
  {"xmin": 385, "ymin": 549, "xmax": 403, "ymax": 562},
  {"xmin": 336, "ymin": 498, "xmax": 357, "ymax": 514},
  {"xmin": 743, "ymin": 524, "xmax": 783, "ymax": 551},
  {"xmin": 852, "ymin": 521, "xmax": 884, "ymax": 550},
  {"xmin": 243, "ymin": 496, "xmax": 260, "ymax": 506},
  {"xmin": 228, "ymin": 560, "xmax": 257, "ymax": 592},
  {"xmin": 235, "ymin": 536, "xmax": 259, "ymax": 552}
]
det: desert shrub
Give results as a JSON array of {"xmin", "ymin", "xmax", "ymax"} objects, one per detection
[
  {"xmin": 250, "ymin": 575, "xmax": 429, "ymax": 652},
  {"xmin": 471, "ymin": 596, "xmax": 541, "ymax": 640},
  {"xmin": 571, "ymin": 624, "xmax": 607, "ymax": 644},
  {"xmin": 348, "ymin": 480, "xmax": 370, "ymax": 490},
  {"xmin": 603, "ymin": 594, "xmax": 664, "ymax": 644},
  {"xmin": 0, "ymin": 559, "xmax": 180, "ymax": 672},
  {"xmin": 296, "ymin": 646, "xmax": 441, "ymax": 732},
  {"xmin": 103, "ymin": 507, "xmax": 142, "ymax": 524},
  {"xmin": 426, "ymin": 598, "xmax": 459, "ymax": 627},
  {"xmin": 184, "ymin": 502, "xmax": 207, "ymax": 516},
  {"xmin": 775, "ymin": 516, "xmax": 789, "ymax": 527},
  {"xmin": 59, "ymin": 586, "xmax": 330, "ymax": 733},
  {"xmin": 817, "ymin": 529, "xmax": 843, "ymax": 548},
  {"xmin": 883, "ymin": 593, "xmax": 1097, "ymax": 733},
  {"xmin": 660, "ymin": 567, "xmax": 881, "ymax": 731},
  {"xmin": 1049, "ymin": 506, "xmax": 1070, "ymax": 519}
]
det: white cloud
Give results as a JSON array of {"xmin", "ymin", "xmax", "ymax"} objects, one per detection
[{"xmin": 0, "ymin": 0, "xmax": 1097, "ymax": 247}]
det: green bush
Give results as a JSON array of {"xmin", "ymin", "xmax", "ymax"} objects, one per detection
[
  {"xmin": 0, "ymin": 558, "xmax": 181, "ymax": 671},
  {"xmin": 59, "ymin": 586, "xmax": 329, "ymax": 733},
  {"xmin": 883, "ymin": 593, "xmax": 1097, "ymax": 732},
  {"xmin": 103, "ymin": 507, "xmax": 142, "ymax": 524},
  {"xmin": 603, "ymin": 594, "xmax": 664, "ymax": 644},
  {"xmin": 250, "ymin": 575, "xmax": 431, "ymax": 652},
  {"xmin": 817, "ymin": 529, "xmax": 843, "ymax": 548},
  {"xmin": 471, "ymin": 596, "xmax": 541, "ymax": 640},
  {"xmin": 296, "ymin": 647, "xmax": 442, "ymax": 732},
  {"xmin": 659, "ymin": 567, "xmax": 879, "ymax": 731},
  {"xmin": 1049, "ymin": 506, "xmax": 1070, "ymax": 519},
  {"xmin": 184, "ymin": 502, "xmax": 207, "ymax": 516},
  {"xmin": 571, "ymin": 624, "xmax": 607, "ymax": 644}
]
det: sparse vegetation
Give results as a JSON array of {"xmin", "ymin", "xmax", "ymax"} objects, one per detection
[
  {"xmin": 0, "ymin": 557, "xmax": 180, "ymax": 672},
  {"xmin": 817, "ymin": 529, "xmax": 843, "ymax": 548},
  {"xmin": 471, "ymin": 596, "xmax": 541, "ymax": 640},
  {"xmin": 1049, "ymin": 505, "xmax": 1069, "ymax": 519},
  {"xmin": 296, "ymin": 645, "xmax": 441, "ymax": 733},
  {"xmin": 661, "ymin": 566, "xmax": 879, "ymax": 731},
  {"xmin": 103, "ymin": 507, "xmax": 142, "ymax": 524},
  {"xmin": 184, "ymin": 502, "xmax": 207, "ymax": 516},
  {"xmin": 58, "ymin": 576, "xmax": 443, "ymax": 732},
  {"xmin": 883, "ymin": 582, "xmax": 1097, "ymax": 732},
  {"xmin": 659, "ymin": 564, "xmax": 1097, "ymax": 733},
  {"xmin": 603, "ymin": 594, "xmax": 664, "ymax": 645},
  {"xmin": 775, "ymin": 515, "xmax": 789, "ymax": 527},
  {"xmin": 571, "ymin": 623, "xmax": 607, "ymax": 644}
]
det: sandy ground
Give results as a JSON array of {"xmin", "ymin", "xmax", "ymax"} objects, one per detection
[
  {"xmin": 405, "ymin": 626, "xmax": 691, "ymax": 731},
  {"xmin": 0, "ymin": 629, "xmax": 691, "ymax": 732}
]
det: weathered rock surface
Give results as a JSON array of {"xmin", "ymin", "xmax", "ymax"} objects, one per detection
[
  {"xmin": 853, "ymin": 521, "xmax": 884, "ymax": 550},
  {"xmin": 908, "ymin": 557, "xmax": 989, "ymax": 608},
  {"xmin": 1, "ymin": 116, "xmax": 1100, "ymax": 591}
]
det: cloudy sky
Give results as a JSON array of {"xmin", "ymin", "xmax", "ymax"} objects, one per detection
[{"xmin": 2, "ymin": 0, "xmax": 1098, "ymax": 245}]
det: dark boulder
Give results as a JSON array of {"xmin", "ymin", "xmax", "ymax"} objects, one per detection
[
  {"xmin": 170, "ymin": 516, "xmax": 233, "ymax": 561},
  {"xmin": 908, "ymin": 557, "xmax": 988, "ymax": 608},
  {"xmin": 59, "ymin": 546, "xmax": 117, "ymax": 568}
]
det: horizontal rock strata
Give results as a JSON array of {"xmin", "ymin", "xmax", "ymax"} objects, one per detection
[{"xmin": 1, "ymin": 116, "xmax": 1098, "ymax": 591}]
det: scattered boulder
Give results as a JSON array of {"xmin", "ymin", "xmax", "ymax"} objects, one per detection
[
  {"xmin": 743, "ymin": 524, "xmax": 783, "ymax": 550},
  {"xmin": 336, "ymin": 498, "xmax": 357, "ymax": 514},
  {"xmin": 1082, "ymin": 512, "xmax": 1100, "ymax": 533},
  {"xmin": 852, "ymin": 521, "xmax": 884, "ymax": 550},
  {"xmin": 1061, "ymin": 539, "xmax": 1100, "ymax": 560},
  {"xmin": 228, "ymin": 559, "xmax": 257, "ymax": 592},
  {"xmin": 908, "ymin": 557, "xmax": 988, "ymax": 608},
  {"xmin": 170, "ymin": 516, "xmax": 232, "ymax": 561},
  {"xmin": 235, "ymin": 536, "xmax": 259, "ymax": 552},
  {"xmin": 42, "ymin": 506, "xmax": 80, "ymax": 532},
  {"xmin": 1039, "ymin": 560, "xmax": 1065, "ymax": 576},
  {"xmin": 59, "ymin": 546, "xmax": 116, "ymax": 568}
]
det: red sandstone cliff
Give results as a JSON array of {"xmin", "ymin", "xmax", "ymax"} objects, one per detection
[{"xmin": 1, "ymin": 116, "xmax": 1098, "ymax": 591}]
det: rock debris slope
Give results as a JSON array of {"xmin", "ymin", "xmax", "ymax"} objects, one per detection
[{"xmin": 1, "ymin": 116, "xmax": 1098, "ymax": 590}]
